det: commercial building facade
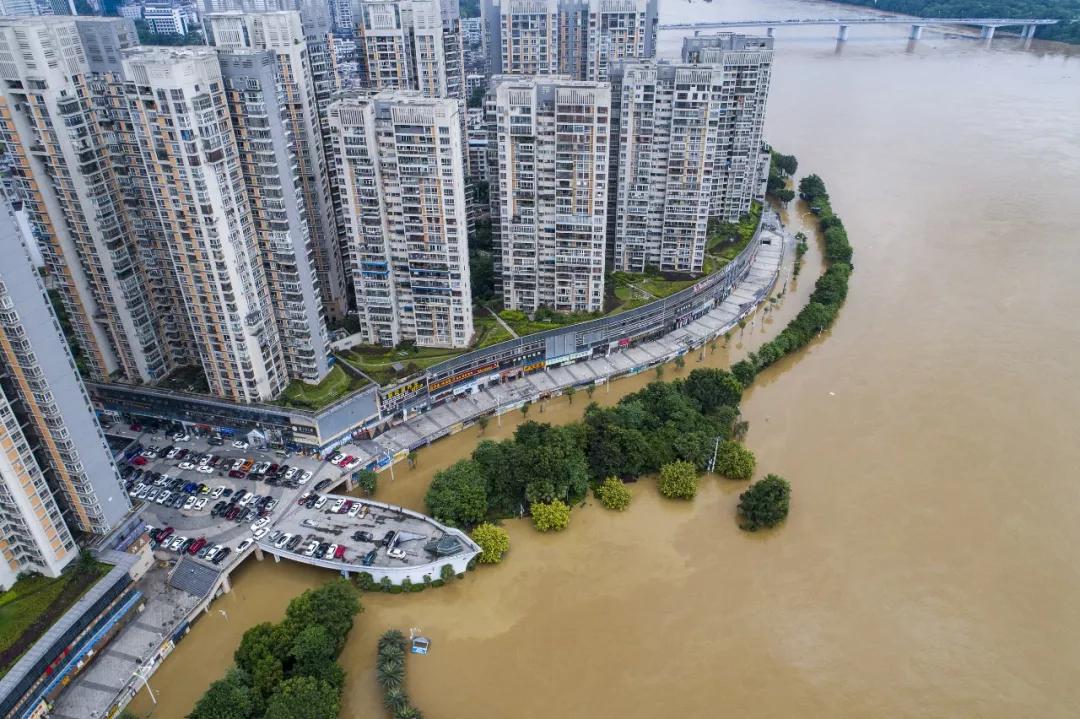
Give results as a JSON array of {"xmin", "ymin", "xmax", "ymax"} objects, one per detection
[
  {"xmin": 681, "ymin": 33, "xmax": 773, "ymax": 221},
  {"xmin": 0, "ymin": 198, "xmax": 130, "ymax": 587},
  {"xmin": 329, "ymin": 91, "xmax": 473, "ymax": 348},
  {"xmin": 488, "ymin": 76, "xmax": 610, "ymax": 312},
  {"xmin": 608, "ymin": 61, "xmax": 726, "ymax": 273}
]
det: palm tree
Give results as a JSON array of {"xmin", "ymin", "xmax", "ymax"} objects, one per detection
[
  {"xmin": 655, "ymin": 365, "xmax": 664, "ymax": 380},
  {"xmin": 477, "ymin": 415, "xmax": 489, "ymax": 434},
  {"xmin": 383, "ymin": 687, "xmax": 410, "ymax": 714},
  {"xmin": 520, "ymin": 401, "xmax": 530, "ymax": 419},
  {"xmin": 586, "ymin": 385, "xmax": 596, "ymax": 400},
  {"xmin": 395, "ymin": 707, "xmax": 423, "ymax": 719},
  {"xmin": 406, "ymin": 451, "xmax": 417, "ymax": 468},
  {"xmin": 377, "ymin": 661, "xmax": 404, "ymax": 690},
  {"xmin": 565, "ymin": 386, "xmax": 576, "ymax": 404},
  {"xmin": 675, "ymin": 356, "xmax": 685, "ymax": 370}
]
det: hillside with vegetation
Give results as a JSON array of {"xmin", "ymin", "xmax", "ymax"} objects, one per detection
[{"xmin": 831, "ymin": 0, "xmax": 1080, "ymax": 43}]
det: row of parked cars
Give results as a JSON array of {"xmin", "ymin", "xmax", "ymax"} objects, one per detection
[
  {"xmin": 148, "ymin": 526, "xmax": 232, "ymax": 565},
  {"xmin": 296, "ymin": 492, "xmax": 367, "ymax": 518},
  {"xmin": 210, "ymin": 490, "xmax": 277, "ymax": 538},
  {"xmin": 326, "ymin": 451, "xmax": 363, "ymax": 470},
  {"xmin": 127, "ymin": 470, "xmax": 215, "ymax": 512},
  {"xmin": 267, "ymin": 529, "xmax": 350, "ymax": 562}
]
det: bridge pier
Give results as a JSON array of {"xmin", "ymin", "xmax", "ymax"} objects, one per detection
[
  {"xmin": 980, "ymin": 25, "xmax": 996, "ymax": 40},
  {"xmin": 1023, "ymin": 24, "xmax": 1037, "ymax": 39},
  {"xmin": 910, "ymin": 24, "xmax": 923, "ymax": 40},
  {"xmin": 220, "ymin": 573, "xmax": 231, "ymax": 594},
  {"xmin": 837, "ymin": 24, "xmax": 849, "ymax": 41},
  {"xmin": 254, "ymin": 545, "xmax": 264, "ymax": 561},
  {"xmin": 273, "ymin": 552, "xmax": 280, "ymax": 563},
  {"xmin": 766, "ymin": 26, "xmax": 774, "ymax": 37}
]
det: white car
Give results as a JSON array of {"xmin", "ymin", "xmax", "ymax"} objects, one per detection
[
  {"xmin": 331, "ymin": 498, "xmax": 345, "ymax": 513},
  {"xmin": 129, "ymin": 483, "xmax": 144, "ymax": 497},
  {"xmin": 301, "ymin": 518, "xmax": 319, "ymax": 529},
  {"xmin": 178, "ymin": 461, "xmax": 195, "ymax": 470},
  {"xmin": 183, "ymin": 495, "xmax": 196, "ymax": 510},
  {"xmin": 253, "ymin": 462, "xmax": 270, "ymax": 475},
  {"xmin": 313, "ymin": 496, "xmax": 327, "ymax": 510},
  {"xmin": 347, "ymin": 503, "xmax": 362, "ymax": 518},
  {"xmin": 194, "ymin": 497, "xmax": 208, "ymax": 511},
  {"xmin": 170, "ymin": 536, "xmax": 186, "ymax": 551},
  {"xmin": 264, "ymin": 498, "xmax": 277, "ymax": 511},
  {"xmin": 298, "ymin": 470, "xmax": 312, "ymax": 485},
  {"xmin": 173, "ymin": 433, "xmax": 190, "ymax": 442},
  {"xmin": 197, "ymin": 465, "xmax": 214, "ymax": 474},
  {"xmin": 327, "ymin": 543, "xmax": 339, "ymax": 560},
  {"xmin": 198, "ymin": 454, "xmax": 213, "ymax": 465},
  {"xmin": 204, "ymin": 544, "xmax": 221, "ymax": 559},
  {"xmin": 211, "ymin": 485, "xmax": 225, "ymax": 499},
  {"xmin": 284, "ymin": 467, "xmax": 299, "ymax": 481},
  {"xmin": 250, "ymin": 518, "xmax": 269, "ymax": 532},
  {"xmin": 157, "ymin": 491, "xmax": 171, "ymax": 505},
  {"xmin": 166, "ymin": 447, "xmax": 181, "ymax": 459},
  {"xmin": 274, "ymin": 533, "xmax": 292, "ymax": 549},
  {"xmin": 137, "ymin": 486, "xmax": 150, "ymax": 499},
  {"xmin": 235, "ymin": 538, "xmax": 253, "ymax": 553},
  {"xmin": 303, "ymin": 540, "xmax": 318, "ymax": 556},
  {"xmin": 328, "ymin": 452, "xmax": 344, "ymax": 464},
  {"xmin": 387, "ymin": 547, "xmax": 407, "ymax": 560},
  {"xmin": 252, "ymin": 527, "xmax": 268, "ymax": 540},
  {"xmin": 232, "ymin": 459, "xmax": 246, "ymax": 471},
  {"xmin": 232, "ymin": 440, "xmax": 249, "ymax": 449}
]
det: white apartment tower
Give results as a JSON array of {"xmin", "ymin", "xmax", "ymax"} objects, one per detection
[
  {"xmin": 216, "ymin": 49, "xmax": 334, "ymax": 385},
  {"xmin": 0, "ymin": 17, "xmax": 180, "ymax": 385},
  {"xmin": 681, "ymin": 33, "xmax": 773, "ymax": 221},
  {"xmin": 353, "ymin": 0, "xmax": 465, "ymax": 101},
  {"xmin": 0, "ymin": 197, "xmax": 130, "ymax": 587},
  {"xmin": 122, "ymin": 47, "xmax": 287, "ymax": 401},
  {"xmin": 205, "ymin": 10, "xmax": 349, "ymax": 324},
  {"xmin": 489, "ymin": 76, "xmax": 609, "ymax": 312},
  {"xmin": 329, "ymin": 91, "xmax": 473, "ymax": 348},
  {"xmin": 482, "ymin": 0, "xmax": 654, "ymax": 79},
  {"xmin": 609, "ymin": 61, "xmax": 725, "ymax": 273}
]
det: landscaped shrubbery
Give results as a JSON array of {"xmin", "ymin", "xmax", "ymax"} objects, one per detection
[
  {"xmin": 530, "ymin": 500, "xmax": 571, "ymax": 532},
  {"xmin": 658, "ymin": 461, "xmax": 699, "ymax": 500},
  {"xmin": 376, "ymin": 629, "xmax": 425, "ymax": 719},
  {"xmin": 470, "ymin": 523, "xmax": 510, "ymax": 563},
  {"xmin": 714, "ymin": 440, "xmax": 756, "ymax": 480},
  {"xmin": 595, "ymin": 476, "xmax": 632, "ymax": 511},
  {"xmin": 188, "ymin": 580, "xmax": 360, "ymax": 719}
]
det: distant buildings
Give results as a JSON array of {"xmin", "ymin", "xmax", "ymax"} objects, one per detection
[
  {"xmin": 329, "ymin": 92, "xmax": 473, "ymax": 348},
  {"xmin": 143, "ymin": 4, "xmax": 189, "ymax": 34},
  {"xmin": 481, "ymin": 0, "xmax": 656, "ymax": 80},
  {"xmin": 0, "ymin": 195, "xmax": 130, "ymax": 585},
  {"xmin": 488, "ymin": 76, "xmax": 610, "ymax": 312}
]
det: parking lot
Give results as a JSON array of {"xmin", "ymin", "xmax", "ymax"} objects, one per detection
[{"xmin": 117, "ymin": 426, "xmax": 352, "ymax": 570}]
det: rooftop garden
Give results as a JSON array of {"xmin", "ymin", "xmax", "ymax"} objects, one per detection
[
  {"xmin": 274, "ymin": 364, "xmax": 370, "ymax": 411},
  {"xmin": 0, "ymin": 554, "xmax": 111, "ymax": 675}
]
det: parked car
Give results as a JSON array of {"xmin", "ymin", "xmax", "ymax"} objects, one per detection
[
  {"xmin": 208, "ymin": 434, "xmax": 224, "ymax": 447},
  {"xmin": 331, "ymin": 498, "xmax": 345, "ymax": 513},
  {"xmin": 129, "ymin": 423, "xmax": 143, "ymax": 432},
  {"xmin": 298, "ymin": 470, "xmax": 313, "ymax": 485},
  {"xmin": 328, "ymin": 452, "xmax": 344, "ymax": 464},
  {"xmin": 197, "ymin": 544, "xmax": 213, "ymax": 559},
  {"xmin": 178, "ymin": 537, "xmax": 195, "ymax": 554},
  {"xmin": 131, "ymin": 455, "xmax": 148, "ymax": 466},
  {"xmin": 337, "ymin": 455, "xmax": 354, "ymax": 468},
  {"xmin": 253, "ymin": 527, "xmax": 268, "ymax": 540},
  {"xmin": 232, "ymin": 440, "xmax": 249, "ymax": 449},
  {"xmin": 228, "ymin": 469, "xmax": 246, "ymax": 479},
  {"xmin": 380, "ymin": 531, "xmax": 397, "ymax": 547},
  {"xmin": 314, "ymin": 479, "xmax": 332, "ymax": 492},
  {"xmin": 170, "ymin": 536, "xmax": 186, "ymax": 551},
  {"xmin": 297, "ymin": 492, "xmax": 311, "ymax": 506},
  {"xmin": 251, "ymin": 517, "xmax": 269, "ymax": 532},
  {"xmin": 361, "ymin": 549, "xmax": 377, "ymax": 566},
  {"xmin": 343, "ymin": 457, "xmax": 361, "ymax": 470},
  {"xmin": 283, "ymin": 467, "xmax": 299, "ymax": 481},
  {"xmin": 274, "ymin": 533, "xmax": 292, "ymax": 549},
  {"xmin": 178, "ymin": 461, "xmax": 195, "ymax": 470},
  {"xmin": 194, "ymin": 497, "xmax": 208, "ymax": 511},
  {"xmin": 235, "ymin": 538, "xmax": 253, "ymax": 553},
  {"xmin": 301, "ymin": 518, "xmax": 319, "ymax": 529},
  {"xmin": 314, "ymin": 496, "xmax": 327, "ymax": 510},
  {"xmin": 157, "ymin": 490, "xmax": 171, "ymax": 505},
  {"xmin": 304, "ymin": 495, "xmax": 319, "ymax": 509},
  {"xmin": 347, "ymin": 502, "xmax": 362, "ymax": 518},
  {"xmin": 314, "ymin": 542, "xmax": 330, "ymax": 559},
  {"xmin": 286, "ymin": 535, "xmax": 302, "ymax": 551},
  {"xmin": 157, "ymin": 527, "xmax": 174, "ymax": 543},
  {"xmin": 351, "ymin": 530, "xmax": 373, "ymax": 543},
  {"xmin": 333, "ymin": 545, "xmax": 346, "ymax": 560},
  {"xmin": 172, "ymin": 494, "xmax": 185, "ymax": 509},
  {"xmin": 173, "ymin": 433, "xmax": 190, "ymax": 442},
  {"xmin": 197, "ymin": 465, "xmax": 214, "ymax": 474},
  {"xmin": 211, "ymin": 547, "xmax": 231, "ymax": 565},
  {"xmin": 303, "ymin": 540, "xmax": 319, "ymax": 557},
  {"xmin": 211, "ymin": 485, "xmax": 225, "ymax": 499}
]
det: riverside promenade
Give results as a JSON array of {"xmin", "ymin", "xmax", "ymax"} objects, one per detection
[{"xmin": 363, "ymin": 215, "xmax": 789, "ymax": 459}]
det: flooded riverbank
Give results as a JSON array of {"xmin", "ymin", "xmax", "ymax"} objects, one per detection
[{"xmin": 129, "ymin": 0, "xmax": 1080, "ymax": 716}]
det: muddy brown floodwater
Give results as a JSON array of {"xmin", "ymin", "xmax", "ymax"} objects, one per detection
[{"xmin": 128, "ymin": 1, "xmax": 1080, "ymax": 717}]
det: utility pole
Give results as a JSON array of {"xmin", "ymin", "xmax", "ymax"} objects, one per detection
[{"xmin": 707, "ymin": 435, "xmax": 722, "ymax": 474}]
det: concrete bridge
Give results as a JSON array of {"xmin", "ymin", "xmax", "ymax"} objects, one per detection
[{"xmin": 659, "ymin": 17, "xmax": 1059, "ymax": 41}]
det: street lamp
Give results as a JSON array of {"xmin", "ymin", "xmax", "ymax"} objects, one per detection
[{"xmin": 132, "ymin": 668, "xmax": 157, "ymax": 705}]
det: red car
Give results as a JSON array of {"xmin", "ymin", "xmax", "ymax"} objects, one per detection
[
  {"xmin": 188, "ymin": 537, "xmax": 206, "ymax": 555},
  {"xmin": 338, "ymin": 455, "xmax": 354, "ymax": 468},
  {"xmin": 131, "ymin": 455, "xmax": 148, "ymax": 466},
  {"xmin": 339, "ymin": 500, "xmax": 353, "ymax": 514},
  {"xmin": 129, "ymin": 423, "xmax": 143, "ymax": 432},
  {"xmin": 333, "ymin": 545, "xmax": 346, "ymax": 560},
  {"xmin": 297, "ymin": 492, "xmax": 311, "ymax": 506},
  {"xmin": 228, "ymin": 469, "xmax": 246, "ymax": 479},
  {"xmin": 156, "ymin": 526, "xmax": 174, "ymax": 543}
]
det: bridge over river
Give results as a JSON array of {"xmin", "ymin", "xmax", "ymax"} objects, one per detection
[{"xmin": 659, "ymin": 16, "xmax": 1060, "ymax": 41}]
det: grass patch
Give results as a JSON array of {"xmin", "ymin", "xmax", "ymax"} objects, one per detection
[
  {"xmin": 275, "ymin": 364, "xmax": 369, "ymax": 410},
  {"xmin": 0, "ymin": 560, "xmax": 111, "ymax": 674},
  {"xmin": 474, "ymin": 314, "xmax": 513, "ymax": 347},
  {"xmin": 155, "ymin": 365, "xmax": 210, "ymax": 394}
]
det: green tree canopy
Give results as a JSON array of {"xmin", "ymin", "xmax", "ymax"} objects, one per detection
[
  {"xmin": 715, "ymin": 441, "xmax": 756, "ymax": 480},
  {"xmin": 426, "ymin": 459, "xmax": 488, "ymax": 527},
  {"xmin": 658, "ymin": 461, "xmax": 699, "ymax": 500},
  {"xmin": 470, "ymin": 523, "xmax": 510, "ymax": 564},
  {"xmin": 264, "ymin": 676, "xmax": 340, "ymax": 719},
  {"xmin": 595, "ymin": 476, "xmax": 632, "ymax": 511},
  {"xmin": 530, "ymin": 499, "xmax": 571, "ymax": 532},
  {"xmin": 682, "ymin": 368, "xmax": 744, "ymax": 413},
  {"xmin": 188, "ymin": 669, "xmax": 254, "ymax": 719},
  {"xmin": 738, "ymin": 474, "xmax": 792, "ymax": 531}
]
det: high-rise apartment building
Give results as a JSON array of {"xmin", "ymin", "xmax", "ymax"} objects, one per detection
[
  {"xmin": 122, "ymin": 46, "xmax": 287, "ymax": 402},
  {"xmin": 482, "ymin": 0, "xmax": 654, "ymax": 80},
  {"xmin": 353, "ymin": 0, "xmax": 465, "ymax": 101},
  {"xmin": 205, "ymin": 11, "xmax": 348, "ymax": 324},
  {"xmin": 608, "ymin": 61, "xmax": 725, "ymax": 273},
  {"xmin": 0, "ymin": 197, "xmax": 130, "ymax": 587},
  {"xmin": 682, "ymin": 33, "xmax": 773, "ymax": 221},
  {"xmin": 0, "ymin": 17, "xmax": 179, "ymax": 385},
  {"xmin": 329, "ymin": 91, "xmax": 473, "ymax": 348},
  {"xmin": 488, "ymin": 75, "xmax": 609, "ymax": 312},
  {"xmin": 216, "ymin": 49, "xmax": 333, "ymax": 384}
]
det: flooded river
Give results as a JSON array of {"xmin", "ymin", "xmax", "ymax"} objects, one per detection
[{"xmin": 129, "ymin": 1, "xmax": 1080, "ymax": 717}]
